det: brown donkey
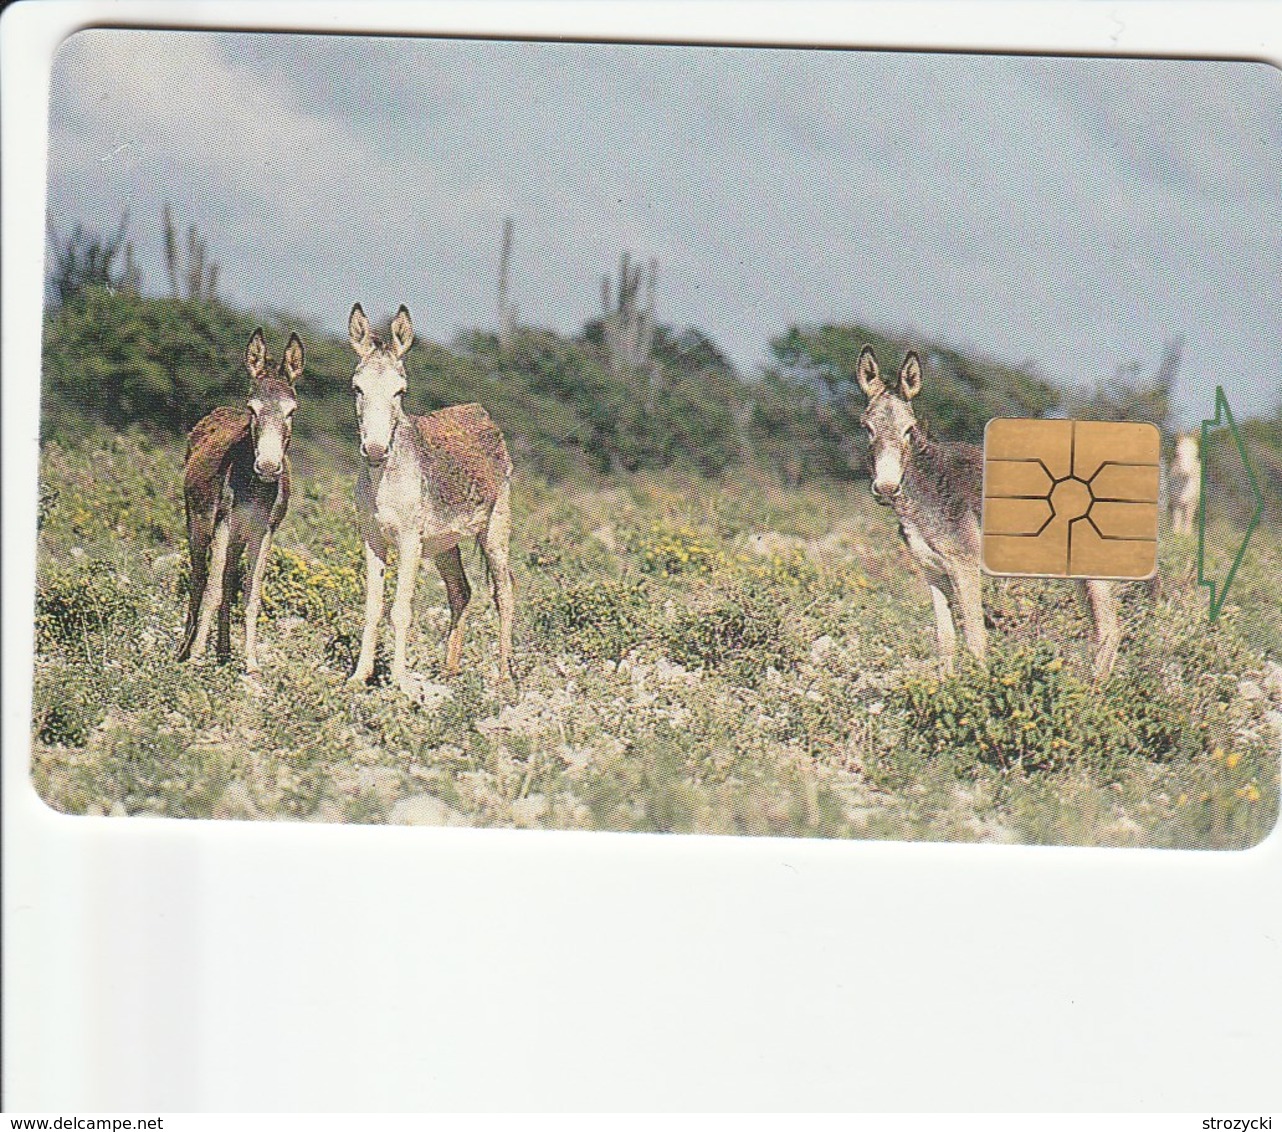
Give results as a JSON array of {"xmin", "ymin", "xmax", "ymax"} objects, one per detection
[
  {"xmin": 177, "ymin": 328, "xmax": 302, "ymax": 671},
  {"xmin": 346, "ymin": 303, "xmax": 515, "ymax": 692},
  {"xmin": 857, "ymin": 346, "xmax": 1121, "ymax": 679}
]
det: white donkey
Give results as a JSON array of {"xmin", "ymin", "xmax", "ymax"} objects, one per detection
[
  {"xmin": 347, "ymin": 303, "xmax": 515, "ymax": 691},
  {"xmin": 1169, "ymin": 433, "xmax": 1200, "ymax": 536}
]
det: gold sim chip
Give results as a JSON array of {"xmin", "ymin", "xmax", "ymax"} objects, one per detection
[{"xmin": 982, "ymin": 419, "xmax": 1161, "ymax": 580}]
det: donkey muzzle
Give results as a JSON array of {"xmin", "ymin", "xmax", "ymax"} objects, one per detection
[
  {"xmin": 362, "ymin": 442, "xmax": 388, "ymax": 465},
  {"xmin": 872, "ymin": 481, "xmax": 902, "ymax": 505},
  {"xmin": 254, "ymin": 460, "xmax": 282, "ymax": 481}
]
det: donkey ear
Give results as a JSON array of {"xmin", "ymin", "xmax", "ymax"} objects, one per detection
[
  {"xmin": 348, "ymin": 303, "xmax": 373, "ymax": 358},
  {"xmin": 390, "ymin": 305, "xmax": 414, "ymax": 358},
  {"xmin": 281, "ymin": 333, "xmax": 304, "ymax": 385},
  {"xmin": 856, "ymin": 345, "xmax": 885, "ymax": 400},
  {"xmin": 898, "ymin": 352, "xmax": 923, "ymax": 401},
  {"xmin": 245, "ymin": 328, "xmax": 268, "ymax": 376}
]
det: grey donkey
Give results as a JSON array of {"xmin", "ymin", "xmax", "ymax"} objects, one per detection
[
  {"xmin": 857, "ymin": 346, "xmax": 1121, "ymax": 679},
  {"xmin": 178, "ymin": 328, "xmax": 302, "ymax": 672}
]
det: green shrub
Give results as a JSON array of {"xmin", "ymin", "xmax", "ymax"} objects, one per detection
[
  {"xmin": 37, "ymin": 485, "xmax": 59, "ymax": 530},
  {"xmin": 885, "ymin": 643, "xmax": 1205, "ymax": 778},
  {"xmin": 261, "ymin": 546, "xmax": 363, "ymax": 627},
  {"xmin": 36, "ymin": 432, "xmax": 184, "ymax": 554},
  {"xmin": 33, "ymin": 672, "xmax": 101, "ymax": 746},
  {"xmin": 87, "ymin": 728, "xmax": 233, "ymax": 818},
  {"xmin": 36, "ymin": 562, "xmax": 140, "ymax": 658},
  {"xmin": 529, "ymin": 577, "xmax": 654, "ymax": 660},
  {"xmin": 636, "ymin": 521, "xmax": 727, "ymax": 578},
  {"xmin": 664, "ymin": 588, "xmax": 794, "ymax": 682}
]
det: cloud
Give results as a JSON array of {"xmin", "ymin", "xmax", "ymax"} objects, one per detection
[
  {"xmin": 52, "ymin": 32, "xmax": 348, "ymax": 214},
  {"xmin": 45, "ymin": 31, "xmax": 1282, "ymax": 419}
]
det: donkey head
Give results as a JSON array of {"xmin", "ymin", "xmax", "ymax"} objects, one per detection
[
  {"xmin": 856, "ymin": 345, "xmax": 923, "ymax": 504},
  {"xmin": 244, "ymin": 328, "xmax": 302, "ymax": 482},
  {"xmin": 348, "ymin": 303, "xmax": 414, "ymax": 465}
]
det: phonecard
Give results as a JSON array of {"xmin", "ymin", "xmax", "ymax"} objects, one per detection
[{"xmin": 9, "ymin": 6, "xmax": 1282, "ymax": 1116}]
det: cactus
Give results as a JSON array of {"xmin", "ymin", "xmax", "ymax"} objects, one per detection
[
  {"xmin": 162, "ymin": 203, "xmax": 220, "ymax": 302},
  {"xmin": 45, "ymin": 210, "xmax": 141, "ymax": 305},
  {"xmin": 497, "ymin": 217, "xmax": 518, "ymax": 352},
  {"xmin": 601, "ymin": 251, "xmax": 657, "ymax": 375}
]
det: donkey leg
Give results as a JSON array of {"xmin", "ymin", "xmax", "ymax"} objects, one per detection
[
  {"xmin": 350, "ymin": 534, "xmax": 388, "ymax": 685},
  {"xmin": 1182, "ymin": 502, "xmax": 1197, "ymax": 536},
  {"xmin": 951, "ymin": 565, "xmax": 987, "ymax": 667},
  {"xmin": 1174, "ymin": 498, "xmax": 1196, "ymax": 536},
  {"xmin": 479, "ymin": 481, "xmax": 516, "ymax": 682},
  {"xmin": 242, "ymin": 526, "xmax": 273, "ymax": 674},
  {"xmin": 190, "ymin": 521, "xmax": 230, "ymax": 661},
  {"xmin": 1083, "ymin": 578, "xmax": 1121, "ymax": 681},
  {"xmin": 217, "ymin": 538, "xmax": 243, "ymax": 664},
  {"xmin": 927, "ymin": 580, "xmax": 959, "ymax": 676},
  {"xmin": 178, "ymin": 509, "xmax": 213, "ymax": 661},
  {"xmin": 433, "ymin": 547, "xmax": 472, "ymax": 678},
  {"xmin": 389, "ymin": 531, "xmax": 422, "ymax": 692}
]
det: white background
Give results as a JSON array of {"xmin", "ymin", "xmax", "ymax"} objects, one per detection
[{"xmin": 5, "ymin": 1, "xmax": 1281, "ymax": 1112}]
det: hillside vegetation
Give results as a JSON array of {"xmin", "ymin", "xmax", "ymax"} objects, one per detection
[{"xmin": 38, "ymin": 287, "xmax": 1098, "ymax": 480}]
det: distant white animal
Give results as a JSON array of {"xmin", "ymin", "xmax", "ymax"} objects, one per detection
[{"xmin": 1169, "ymin": 433, "xmax": 1200, "ymax": 536}]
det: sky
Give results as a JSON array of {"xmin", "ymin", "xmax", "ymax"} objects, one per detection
[{"xmin": 45, "ymin": 28, "xmax": 1282, "ymax": 422}]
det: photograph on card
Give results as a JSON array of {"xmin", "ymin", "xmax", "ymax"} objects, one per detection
[{"xmin": 32, "ymin": 30, "xmax": 1282, "ymax": 846}]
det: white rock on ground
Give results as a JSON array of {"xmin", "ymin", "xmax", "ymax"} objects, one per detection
[
  {"xmin": 474, "ymin": 689, "xmax": 572, "ymax": 739},
  {"xmin": 150, "ymin": 552, "xmax": 182, "ymax": 579},
  {"xmin": 213, "ymin": 780, "xmax": 263, "ymax": 821},
  {"xmin": 1263, "ymin": 661, "xmax": 1282, "ymax": 700},
  {"xmin": 405, "ymin": 677, "xmax": 454, "ymax": 711},
  {"xmin": 965, "ymin": 815, "xmax": 1020, "ymax": 844},
  {"xmin": 651, "ymin": 657, "xmax": 699, "ymax": 685},
  {"xmin": 387, "ymin": 793, "xmax": 468, "ymax": 827},
  {"xmin": 558, "ymin": 745, "xmax": 594, "ymax": 773},
  {"xmin": 308, "ymin": 800, "xmax": 346, "ymax": 824},
  {"xmin": 354, "ymin": 766, "xmax": 402, "ymax": 806},
  {"xmin": 510, "ymin": 793, "xmax": 549, "ymax": 828},
  {"xmin": 590, "ymin": 524, "xmax": 618, "ymax": 553},
  {"xmin": 744, "ymin": 531, "xmax": 807, "ymax": 558}
]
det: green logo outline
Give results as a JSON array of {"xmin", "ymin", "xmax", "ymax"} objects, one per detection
[{"xmin": 1197, "ymin": 386, "xmax": 1264, "ymax": 622}]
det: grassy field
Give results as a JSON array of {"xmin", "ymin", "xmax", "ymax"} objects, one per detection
[{"xmin": 30, "ymin": 425, "xmax": 1282, "ymax": 848}]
